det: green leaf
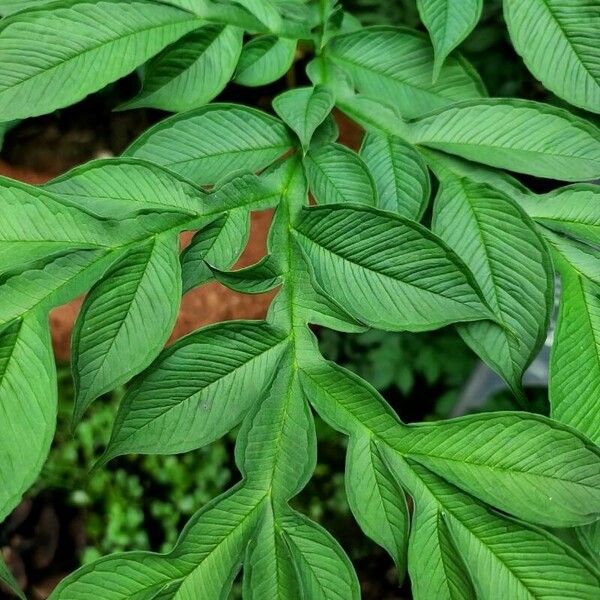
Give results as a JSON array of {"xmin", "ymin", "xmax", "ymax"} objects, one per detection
[
  {"xmin": 0, "ymin": 0, "xmax": 201, "ymax": 120},
  {"xmin": 101, "ymin": 321, "xmax": 288, "ymax": 461},
  {"xmin": 212, "ymin": 256, "xmax": 281, "ymax": 294},
  {"xmin": 520, "ymin": 184, "xmax": 600, "ymax": 246},
  {"xmin": 125, "ymin": 104, "xmax": 293, "ymax": 184},
  {"xmin": 0, "ymin": 315, "xmax": 56, "ymax": 523},
  {"xmin": 231, "ymin": 0, "xmax": 282, "ymax": 30},
  {"xmin": 360, "ymin": 132, "xmax": 430, "ymax": 219},
  {"xmin": 294, "ymin": 204, "xmax": 491, "ymax": 331},
  {"xmin": 577, "ymin": 521, "xmax": 600, "ymax": 565},
  {"xmin": 408, "ymin": 98, "xmax": 600, "ymax": 181},
  {"xmin": 120, "ymin": 25, "xmax": 243, "ymax": 112},
  {"xmin": 50, "ymin": 486, "xmax": 267, "ymax": 600},
  {"xmin": 504, "ymin": 0, "xmax": 600, "ymax": 114},
  {"xmin": 279, "ymin": 512, "xmax": 360, "ymax": 600},
  {"xmin": 416, "ymin": 0, "xmax": 482, "ymax": 81},
  {"xmin": 431, "ymin": 175, "xmax": 553, "ymax": 397},
  {"xmin": 0, "ymin": 557, "xmax": 24, "ymax": 600},
  {"xmin": 345, "ymin": 434, "xmax": 409, "ymax": 578},
  {"xmin": 0, "ymin": 0, "xmax": 51, "ymax": 16},
  {"xmin": 44, "ymin": 158, "xmax": 207, "ymax": 218},
  {"xmin": 273, "ymin": 85, "xmax": 335, "ymax": 150},
  {"xmin": 326, "ymin": 26, "xmax": 485, "ymax": 118},
  {"xmin": 72, "ymin": 235, "xmax": 182, "ymax": 422},
  {"xmin": 304, "ymin": 143, "xmax": 377, "ymax": 206},
  {"xmin": 181, "ymin": 212, "xmax": 249, "ymax": 293},
  {"xmin": 543, "ymin": 229, "xmax": 600, "ymax": 286},
  {"xmin": 234, "ymin": 35, "xmax": 297, "ymax": 87},
  {"xmin": 551, "ymin": 256, "xmax": 600, "ymax": 444}
]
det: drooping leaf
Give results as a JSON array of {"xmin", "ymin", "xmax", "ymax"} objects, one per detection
[
  {"xmin": 273, "ymin": 85, "xmax": 335, "ymax": 150},
  {"xmin": 234, "ymin": 35, "xmax": 297, "ymax": 87},
  {"xmin": 44, "ymin": 158, "xmax": 207, "ymax": 218},
  {"xmin": 432, "ymin": 175, "xmax": 553, "ymax": 397},
  {"xmin": 125, "ymin": 104, "xmax": 293, "ymax": 184},
  {"xmin": 326, "ymin": 26, "xmax": 485, "ymax": 118},
  {"xmin": 304, "ymin": 144, "xmax": 377, "ymax": 206},
  {"xmin": 551, "ymin": 255, "xmax": 600, "ymax": 444},
  {"xmin": 360, "ymin": 132, "xmax": 430, "ymax": 219},
  {"xmin": 101, "ymin": 321, "xmax": 288, "ymax": 461},
  {"xmin": 408, "ymin": 98, "xmax": 600, "ymax": 181},
  {"xmin": 212, "ymin": 256, "xmax": 282, "ymax": 294},
  {"xmin": 72, "ymin": 235, "xmax": 182, "ymax": 423},
  {"xmin": 0, "ymin": 316, "xmax": 56, "ymax": 523},
  {"xmin": 0, "ymin": 0, "xmax": 201, "ymax": 120},
  {"xmin": 504, "ymin": 0, "xmax": 600, "ymax": 114},
  {"xmin": 181, "ymin": 212, "xmax": 249, "ymax": 293},
  {"xmin": 294, "ymin": 204, "xmax": 491, "ymax": 331},
  {"xmin": 416, "ymin": 0, "xmax": 482, "ymax": 80},
  {"xmin": 120, "ymin": 24, "xmax": 243, "ymax": 112}
]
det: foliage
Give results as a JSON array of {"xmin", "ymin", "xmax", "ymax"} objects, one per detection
[{"xmin": 0, "ymin": 0, "xmax": 599, "ymax": 598}]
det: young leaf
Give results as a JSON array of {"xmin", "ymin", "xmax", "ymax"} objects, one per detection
[
  {"xmin": 234, "ymin": 35, "xmax": 297, "ymax": 87},
  {"xmin": 408, "ymin": 98, "xmax": 600, "ymax": 181},
  {"xmin": 416, "ymin": 0, "xmax": 482, "ymax": 81},
  {"xmin": 360, "ymin": 132, "xmax": 430, "ymax": 219},
  {"xmin": 551, "ymin": 257, "xmax": 600, "ymax": 444},
  {"xmin": 101, "ymin": 321, "xmax": 288, "ymax": 461},
  {"xmin": 44, "ymin": 158, "xmax": 207, "ymax": 218},
  {"xmin": 304, "ymin": 143, "xmax": 377, "ymax": 206},
  {"xmin": 125, "ymin": 104, "xmax": 293, "ymax": 184},
  {"xmin": 0, "ymin": 0, "xmax": 201, "ymax": 120},
  {"xmin": 326, "ymin": 26, "xmax": 485, "ymax": 118},
  {"xmin": 504, "ymin": 0, "xmax": 600, "ymax": 114},
  {"xmin": 346, "ymin": 434, "xmax": 409, "ymax": 578},
  {"xmin": 119, "ymin": 25, "xmax": 243, "ymax": 112},
  {"xmin": 0, "ymin": 316, "xmax": 56, "ymax": 523},
  {"xmin": 181, "ymin": 211, "xmax": 249, "ymax": 293},
  {"xmin": 432, "ymin": 175, "xmax": 553, "ymax": 398},
  {"xmin": 72, "ymin": 235, "xmax": 182, "ymax": 423},
  {"xmin": 294, "ymin": 204, "xmax": 492, "ymax": 332},
  {"xmin": 273, "ymin": 85, "xmax": 335, "ymax": 150}
]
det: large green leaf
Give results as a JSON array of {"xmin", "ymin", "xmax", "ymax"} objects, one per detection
[
  {"xmin": 294, "ymin": 204, "xmax": 491, "ymax": 331},
  {"xmin": 120, "ymin": 25, "xmax": 243, "ymax": 112},
  {"xmin": 326, "ymin": 26, "xmax": 485, "ymax": 118},
  {"xmin": 44, "ymin": 158, "xmax": 207, "ymax": 218},
  {"xmin": 304, "ymin": 144, "xmax": 377, "ymax": 206},
  {"xmin": 125, "ymin": 104, "xmax": 294, "ymax": 184},
  {"xmin": 432, "ymin": 174, "xmax": 553, "ymax": 397},
  {"xmin": 101, "ymin": 321, "xmax": 288, "ymax": 461},
  {"xmin": 231, "ymin": 0, "xmax": 282, "ymax": 30},
  {"xmin": 0, "ymin": 0, "xmax": 201, "ymax": 120},
  {"xmin": 0, "ymin": 315, "xmax": 56, "ymax": 522},
  {"xmin": 0, "ymin": 0, "xmax": 51, "ymax": 16},
  {"xmin": 72, "ymin": 235, "xmax": 182, "ymax": 422},
  {"xmin": 416, "ymin": 0, "xmax": 482, "ymax": 80},
  {"xmin": 504, "ymin": 0, "xmax": 600, "ymax": 114},
  {"xmin": 235, "ymin": 35, "xmax": 297, "ymax": 87},
  {"xmin": 408, "ymin": 98, "xmax": 600, "ymax": 181},
  {"xmin": 273, "ymin": 85, "xmax": 335, "ymax": 150},
  {"xmin": 520, "ymin": 184, "xmax": 600, "ymax": 246},
  {"xmin": 360, "ymin": 132, "xmax": 430, "ymax": 219},
  {"xmin": 551, "ymin": 255, "xmax": 600, "ymax": 444}
]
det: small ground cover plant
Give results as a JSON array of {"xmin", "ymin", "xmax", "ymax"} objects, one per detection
[{"xmin": 0, "ymin": 0, "xmax": 600, "ymax": 598}]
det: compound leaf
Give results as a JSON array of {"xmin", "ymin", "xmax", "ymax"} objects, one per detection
[
  {"xmin": 294, "ymin": 204, "xmax": 491, "ymax": 331},
  {"xmin": 102, "ymin": 321, "xmax": 288, "ymax": 461},
  {"xmin": 504, "ymin": 0, "xmax": 600, "ymax": 114},
  {"xmin": 72, "ymin": 235, "xmax": 181, "ymax": 422},
  {"xmin": 273, "ymin": 85, "xmax": 335, "ymax": 150},
  {"xmin": 125, "ymin": 104, "xmax": 293, "ymax": 184},
  {"xmin": 417, "ymin": 0, "xmax": 482, "ymax": 81},
  {"xmin": 120, "ymin": 24, "xmax": 242, "ymax": 112},
  {"xmin": 235, "ymin": 35, "xmax": 297, "ymax": 87},
  {"xmin": 327, "ymin": 26, "xmax": 485, "ymax": 118},
  {"xmin": 0, "ymin": 0, "xmax": 201, "ymax": 120},
  {"xmin": 432, "ymin": 175, "xmax": 553, "ymax": 397},
  {"xmin": 409, "ymin": 98, "xmax": 600, "ymax": 181},
  {"xmin": 304, "ymin": 144, "xmax": 377, "ymax": 206},
  {"xmin": 360, "ymin": 132, "xmax": 430, "ymax": 219}
]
